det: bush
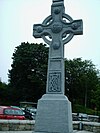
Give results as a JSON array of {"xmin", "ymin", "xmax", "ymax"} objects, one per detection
[{"xmin": 73, "ymin": 104, "xmax": 100, "ymax": 115}]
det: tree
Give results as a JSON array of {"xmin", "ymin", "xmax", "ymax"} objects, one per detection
[
  {"xmin": 65, "ymin": 58, "xmax": 100, "ymax": 109},
  {"xmin": 0, "ymin": 80, "xmax": 8, "ymax": 105},
  {"xmin": 91, "ymin": 83, "xmax": 100, "ymax": 111},
  {"xmin": 8, "ymin": 42, "xmax": 49, "ymax": 105},
  {"xmin": 8, "ymin": 43, "xmax": 100, "ymax": 110}
]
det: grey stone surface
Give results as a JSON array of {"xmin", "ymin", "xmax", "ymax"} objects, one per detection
[
  {"xmin": 33, "ymin": 0, "xmax": 83, "ymax": 133},
  {"xmin": 34, "ymin": 94, "xmax": 73, "ymax": 133}
]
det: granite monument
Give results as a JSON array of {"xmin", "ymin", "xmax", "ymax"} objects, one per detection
[{"xmin": 33, "ymin": 0, "xmax": 83, "ymax": 133}]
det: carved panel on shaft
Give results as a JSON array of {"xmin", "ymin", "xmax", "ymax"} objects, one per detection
[{"xmin": 48, "ymin": 72, "xmax": 61, "ymax": 93}]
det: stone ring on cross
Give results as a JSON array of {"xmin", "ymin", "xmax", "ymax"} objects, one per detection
[{"xmin": 42, "ymin": 14, "xmax": 74, "ymax": 45}]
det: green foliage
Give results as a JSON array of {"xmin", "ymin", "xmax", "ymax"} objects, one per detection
[
  {"xmin": 0, "ymin": 81, "xmax": 8, "ymax": 105},
  {"xmin": 73, "ymin": 104, "xmax": 100, "ymax": 115},
  {"xmin": 91, "ymin": 83, "xmax": 100, "ymax": 111},
  {"xmin": 65, "ymin": 58, "xmax": 100, "ymax": 110},
  {"xmin": 8, "ymin": 42, "xmax": 49, "ymax": 105}
]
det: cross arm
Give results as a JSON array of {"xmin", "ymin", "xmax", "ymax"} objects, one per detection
[
  {"xmin": 68, "ymin": 19, "xmax": 83, "ymax": 35},
  {"xmin": 33, "ymin": 24, "xmax": 51, "ymax": 38},
  {"xmin": 33, "ymin": 24, "xmax": 44, "ymax": 38}
]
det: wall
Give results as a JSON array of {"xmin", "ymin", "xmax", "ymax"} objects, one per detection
[
  {"xmin": 0, "ymin": 120, "xmax": 34, "ymax": 131},
  {"xmin": 0, "ymin": 120, "xmax": 100, "ymax": 133},
  {"xmin": 73, "ymin": 121, "xmax": 100, "ymax": 133}
]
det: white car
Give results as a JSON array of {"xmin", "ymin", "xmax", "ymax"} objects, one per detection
[{"xmin": 78, "ymin": 113, "xmax": 89, "ymax": 121}]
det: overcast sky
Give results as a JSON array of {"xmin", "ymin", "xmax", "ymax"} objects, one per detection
[{"xmin": 0, "ymin": 0, "xmax": 100, "ymax": 83}]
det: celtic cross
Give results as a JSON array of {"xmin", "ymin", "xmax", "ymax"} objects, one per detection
[{"xmin": 33, "ymin": 0, "xmax": 83, "ymax": 94}]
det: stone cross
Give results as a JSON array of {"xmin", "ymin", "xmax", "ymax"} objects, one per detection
[
  {"xmin": 33, "ymin": 1, "xmax": 83, "ymax": 133},
  {"xmin": 33, "ymin": 0, "xmax": 83, "ymax": 94}
]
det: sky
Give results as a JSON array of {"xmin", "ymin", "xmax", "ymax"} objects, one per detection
[{"xmin": 0, "ymin": 0, "xmax": 100, "ymax": 83}]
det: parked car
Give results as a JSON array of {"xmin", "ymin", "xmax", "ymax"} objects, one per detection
[
  {"xmin": 72, "ymin": 113, "xmax": 79, "ymax": 121},
  {"xmin": 19, "ymin": 102, "xmax": 37, "ymax": 120},
  {"xmin": 78, "ymin": 113, "xmax": 89, "ymax": 121},
  {"xmin": 23, "ymin": 107, "xmax": 37, "ymax": 120},
  {"xmin": 23, "ymin": 108, "xmax": 36, "ymax": 120},
  {"xmin": 0, "ymin": 106, "xmax": 25, "ymax": 120}
]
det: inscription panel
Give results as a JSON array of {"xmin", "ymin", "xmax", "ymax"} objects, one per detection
[
  {"xmin": 48, "ymin": 72, "xmax": 61, "ymax": 93},
  {"xmin": 50, "ymin": 60, "xmax": 61, "ymax": 70}
]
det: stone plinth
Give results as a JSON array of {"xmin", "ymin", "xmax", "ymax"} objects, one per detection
[{"xmin": 34, "ymin": 94, "xmax": 73, "ymax": 133}]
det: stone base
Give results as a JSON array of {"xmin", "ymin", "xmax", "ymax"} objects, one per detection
[{"xmin": 34, "ymin": 94, "xmax": 73, "ymax": 133}]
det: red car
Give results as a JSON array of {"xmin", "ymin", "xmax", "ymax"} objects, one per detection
[{"xmin": 0, "ymin": 106, "xmax": 25, "ymax": 120}]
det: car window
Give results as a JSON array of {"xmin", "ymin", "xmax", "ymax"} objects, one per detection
[{"xmin": 4, "ymin": 109, "xmax": 23, "ymax": 115}]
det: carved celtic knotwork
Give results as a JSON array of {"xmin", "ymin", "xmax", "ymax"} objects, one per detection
[{"xmin": 48, "ymin": 73, "xmax": 61, "ymax": 93}]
